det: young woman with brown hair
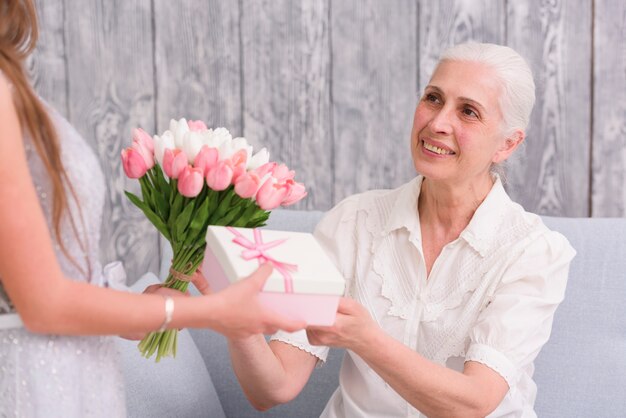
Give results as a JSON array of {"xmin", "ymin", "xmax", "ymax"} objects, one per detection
[{"xmin": 0, "ymin": 2, "xmax": 303, "ymax": 416}]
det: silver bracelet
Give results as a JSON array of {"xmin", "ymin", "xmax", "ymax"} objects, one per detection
[{"xmin": 157, "ymin": 296, "xmax": 174, "ymax": 332}]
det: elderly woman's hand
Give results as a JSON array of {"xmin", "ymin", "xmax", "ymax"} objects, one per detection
[{"xmin": 306, "ymin": 297, "xmax": 381, "ymax": 353}]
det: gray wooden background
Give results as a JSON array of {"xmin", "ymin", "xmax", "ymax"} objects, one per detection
[{"xmin": 29, "ymin": 0, "xmax": 625, "ymax": 282}]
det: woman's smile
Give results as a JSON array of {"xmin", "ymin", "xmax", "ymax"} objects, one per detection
[{"xmin": 421, "ymin": 139, "xmax": 456, "ymax": 157}]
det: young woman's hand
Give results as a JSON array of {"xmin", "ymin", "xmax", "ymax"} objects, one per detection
[{"xmin": 208, "ymin": 263, "xmax": 306, "ymax": 339}]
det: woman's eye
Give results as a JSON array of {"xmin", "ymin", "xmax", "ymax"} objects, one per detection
[
  {"xmin": 424, "ymin": 93, "xmax": 440, "ymax": 103},
  {"xmin": 462, "ymin": 107, "xmax": 478, "ymax": 118}
]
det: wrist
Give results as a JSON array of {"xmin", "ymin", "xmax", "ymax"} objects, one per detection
[
  {"xmin": 157, "ymin": 296, "xmax": 174, "ymax": 332},
  {"xmin": 352, "ymin": 324, "xmax": 386, "ymax": 356},
  {"xmin": 200, "ymin": 293, "xmax": 222, "ymax": 330}
]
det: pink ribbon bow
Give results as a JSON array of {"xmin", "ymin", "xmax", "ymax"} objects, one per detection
[{"xmin": 226, "ymin": 227, "xmax": 297, "ymax": 293}]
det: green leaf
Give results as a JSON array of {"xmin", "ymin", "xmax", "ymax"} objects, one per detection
[
  {"xmin": 152, "ymin": 187, "xmax": 170, "ymax": 220},
  {"xmin": 126, "ymin": 191, "xmax": 171, "ymax": 240},
  {"xmin": 206, "ymin": 189, "xmax": 219, "ymax": 216},
  {"xmin": 247, "ymin": 210, "xmax": 270, "ymax": 228},
  {"xmin": 209, "ymin": 189, "xmax": 235, "ymax": 223},
  {"xmin": 124, "ymin": 191, "xmax": 148, "ymax": 212},
  {"xmin": 172, "ymin": 199, "xmax": 196, "ymax": 241},
  {"xmin": 155, "ymin": 166, "xmax": 171, "ymax": 194},
  {"xmin": 232, "ymin": 200, "xmax": 261, "ymax": 227},
  {"xmin": 189, "ymin": 195, "xmax": 211, "ymax": 231},
  {"xmin": 168, "ymin": 193, "xmax": 184, "ymax": 228},
  {"xmin": 139, "ymin": 178, "xmax": 154, "ymax": 210}
]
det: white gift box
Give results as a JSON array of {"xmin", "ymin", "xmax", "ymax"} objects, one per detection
[{"xmin": 202, "ymin": 226, "xmax": 345, "ymax": 326}]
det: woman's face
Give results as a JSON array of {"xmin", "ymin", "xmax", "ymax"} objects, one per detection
[{"xmin": 411, "ymin": 60, "xmax": 520, "ymax": 184}]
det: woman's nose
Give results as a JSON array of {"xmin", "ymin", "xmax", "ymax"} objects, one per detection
[{"xmin": 429, "ymin": 107, "xmax": 453, "ymax": 135}]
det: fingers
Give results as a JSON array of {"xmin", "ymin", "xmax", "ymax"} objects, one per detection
[
  {"xmin": 191, "ymin": 270, "xmax": 212, "ymax": 295},
  {"xmin": 263, "ymin": 309, "xmax": 306, "ymax": 334},
  {"xmin": 337, "ymin": 297, "xmax": 357, "ymax": 313},
  {"xmin": 142, "ymin": 284, "xmax": 162, "ymax": 294},
  {"xmin": 306, "ymin": 329, "xmax": 320, "ymax": 345},
  {"xmin": 247, "ymin": 263, "xmax": 274, "ymax": 291},
  {"xmin": 154, "ymin": 287, "xmax": 187, "ymax": 298},
  {"xmin": 306, "ymin": 328, "xmax": 329, "ymax": 346},
  {"xmin": 119, "ymin": 331, "xmax": 148, "ymax": 341},
  {"xmin": 279, "ymin": 318, "xmax": 307, "ymax": 333}
]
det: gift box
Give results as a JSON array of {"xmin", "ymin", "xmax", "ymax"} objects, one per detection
[{"xmin": 202, "ymin": 226, "xmax": 346, "ymax": 326}]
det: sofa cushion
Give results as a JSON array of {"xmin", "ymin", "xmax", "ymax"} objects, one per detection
[
  {"xmin": 534, "ymin": 217, "xmax": 626, "ymax": 417},
  {"xmin": 116, "ymin": 273, "xmax": 226, "ymax": 418}
]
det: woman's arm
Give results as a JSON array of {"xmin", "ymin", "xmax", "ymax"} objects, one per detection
[
  {"xmin": 228, "ymin": 336, "xmax": 319, "ymax": 410},
  {"xmin": 307, "ymin": 298, "xmax": 508, "ymax": 418},
  {"xmin": 0, "ymin": 73, "xmax": 303, "ymax": 339}
]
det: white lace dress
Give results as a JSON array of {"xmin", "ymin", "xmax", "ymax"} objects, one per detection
[{"xmin": 0, "ymin": 104, "xmax": 126, "ymax": 417}]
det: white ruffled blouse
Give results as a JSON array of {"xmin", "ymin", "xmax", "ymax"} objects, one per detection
[{"xmin": 272, "ymin": 175, "xmax": 576, "ymax": 418}]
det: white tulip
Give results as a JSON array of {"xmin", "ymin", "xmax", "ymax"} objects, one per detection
[
  {"xmin": 182, "ymin": 131, "xmax": 204, "ymax": 164},
  {"xmin": 206, "ymin": 127, "xmax": 232, "ymax": 149},
  {"xmin": 173, "ymin": 118, "xmax": 189, "ymax": 149},
  {"xmin": 154, "ymin": 132, "xmax": 175, "ymax": 166},
  {"xmin": 247, "ymin": 147, "xmax": 270, "ymax": 170},
  {"xmin": 221, "ymin": 136, "xmax": 252, "ymax": 160}
]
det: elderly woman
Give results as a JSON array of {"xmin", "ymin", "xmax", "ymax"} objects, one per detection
[{"xmin": 227, "ymin": 42, "xmax": 575, "ymax": 418}]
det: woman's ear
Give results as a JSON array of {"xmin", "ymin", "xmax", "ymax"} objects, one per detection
[{"xmin": 493, "ymin": 129, "xmax": 524, "ymax": 164}]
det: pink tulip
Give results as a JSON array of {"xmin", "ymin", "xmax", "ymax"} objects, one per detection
[
  {"xmin": 282, "ymin": 180, "xmax": 307, "ymax": 206},
  {"xmin": 132, "ymin": 128, "xmax": 154, "ymax": 153},
  {"xmin": 131, "ymin": 139, "xmax": 155, "ymax": 170},
  {"xmin": 188, "ymin": 120, "xmax": 208, "ymax": 132},
  {"xmin": 234, "ymin": 172, "xmax": 262, "ymax": 199},
  {"xmin": 121, "ymin": 148, "xmax": 148, "ymax": 179},
  {"xmin": 254, "ymin": 162, "xmax": 277, "ymax": 178},
  {"xmin": 272, "ymin": 164, "xmax": 295, "ymax": 182},
  {"xmin": 229, "ymin": 149, "xmax": 248, "ymax": 182},
  {"xmin": 177, "ymin": 165, "xmax": 204, "ymax": 197},
  {"xmin": 255, "ymin": 180, "xmax": 289, "ymax": 211},
  {"xmin": 193, "ymin": 146, "xmax": 219, "ymax": 176},
  {"xmin": 206, "ymin": 161, "xmax": 234, "ymax": 191},
  {"xmin": 162, "ymin": 148, "xmax": 188, "ymax": 179}
]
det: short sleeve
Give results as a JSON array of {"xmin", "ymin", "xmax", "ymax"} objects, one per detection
[
  {"xmin": 270, "ymin": 329, "xmax": 330, "ymax": 363},
  {"xmin": 466, "ymin": 230, "xmax": 576, "ymax": 387}
]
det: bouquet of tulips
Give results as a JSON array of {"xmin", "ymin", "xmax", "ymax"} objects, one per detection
[{"xmin": 121, "ymin": 118, "xmax": 306, "ymax": 361}]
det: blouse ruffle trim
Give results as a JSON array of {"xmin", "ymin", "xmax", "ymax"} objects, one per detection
[
  {"xmin": 270, "ymin": 331, "xmax": 329, "ymax": 364},
  {"xmin": 366, "ymin": 193, "xmax": 540, "ymax": 323},
  {"xmin": 466, "ymin": 343, "xmax": 520, "ymax": 387}
]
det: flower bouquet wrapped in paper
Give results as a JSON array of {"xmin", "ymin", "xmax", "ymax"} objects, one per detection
[{"xmin": 121, "ymin": 118, "xmax": 306, "ymax": 361}]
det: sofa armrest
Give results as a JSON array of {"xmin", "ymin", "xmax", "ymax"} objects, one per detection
[{"xmin": 116, "ymin": 273, "xmax": 226, "ymax": 418}]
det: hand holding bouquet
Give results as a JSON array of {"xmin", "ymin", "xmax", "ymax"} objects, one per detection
[{"xmin": 121, "ymin": 118, "xmax": 306, "ymax": 361}]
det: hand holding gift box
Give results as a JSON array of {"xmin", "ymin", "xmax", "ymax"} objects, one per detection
[{"xmin": 203, "ymin": 226, "xmax": 345, "ymax": 326}]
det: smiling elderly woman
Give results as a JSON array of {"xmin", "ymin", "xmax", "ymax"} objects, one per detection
[{"xmin": 225, "ymin": 42, "xmax": 576, "ymax": 418}]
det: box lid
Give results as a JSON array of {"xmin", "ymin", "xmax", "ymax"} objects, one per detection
[{"xmin": 205, "ymin": 226, "xmax": 345, "ymax": 295}]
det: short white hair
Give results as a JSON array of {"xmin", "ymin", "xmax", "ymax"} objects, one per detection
[{"xmin": 439, "ymin": 42, "xmax": 536, "ymax": 134}]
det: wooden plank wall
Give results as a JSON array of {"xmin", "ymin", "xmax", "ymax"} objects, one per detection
[{"xmin": 29, "ymin": 0, "xmax": 625, "ymax": 282}]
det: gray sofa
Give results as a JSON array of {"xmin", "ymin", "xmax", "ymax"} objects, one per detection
[{"xmin": 116, "ymin": 210, "xmax": 626, "ymax": 418}]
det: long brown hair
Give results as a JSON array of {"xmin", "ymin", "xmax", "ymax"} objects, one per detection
[{"xmin": 0, "ymin": 0, "xmax": 89, "ymax": 277}]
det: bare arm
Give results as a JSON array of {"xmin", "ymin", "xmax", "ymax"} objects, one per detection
[
  {"xmin": 307, "ymin": 298, "xmax": 508, "ymax": 418},
  {"xmin": 228, "ymin": 336, "xmax": 319, "ymax": 410},
  {"xmin": 0, "ymin": 76, "xmax": 303, "ymax": 339}
]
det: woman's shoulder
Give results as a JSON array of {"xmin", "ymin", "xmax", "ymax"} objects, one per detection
[
  {"xmin": 504, "ymin": 200, "xmax": 576, "ymax": 260},
  {"xmin": 0, "ymin": 71, "xmax": 14, "ymax": 108},
  {"xmin": 315, "ymin": 178, "xmax": 418, "ymax": 239},
  {"xmin": 322, "ymin": 178, "xmax": 417, "ymax": 223}
]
